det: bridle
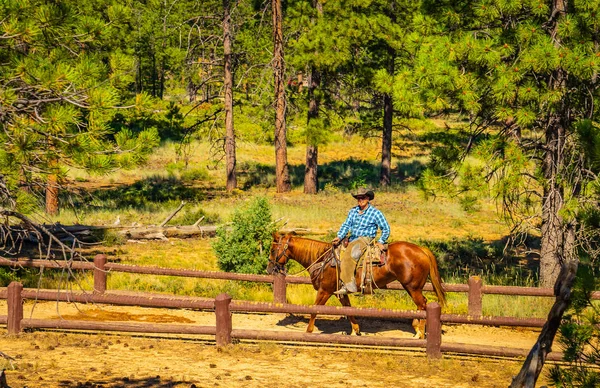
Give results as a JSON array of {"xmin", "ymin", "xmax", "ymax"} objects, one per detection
[{"xmin": 268, "ymin": 234, "xmax": 293, "ymax": 274}]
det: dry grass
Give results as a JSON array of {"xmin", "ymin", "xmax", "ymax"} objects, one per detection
[{"xmin": 62, "ymin": 134, "xmax": 510, "ymax": 241}]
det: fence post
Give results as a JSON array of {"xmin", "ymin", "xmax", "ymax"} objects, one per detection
[
  {"xmin": 273, "ymin": 273, "xmax": 287, "ymax": 304},
  {"xmin": 7, "ymin": 282, "xmax": 23, "ymax": 335},
  {"xmin": 468, "ymin": 276, "xmax": 483, "ymax": 317},
  {"xmin": 93, "ymin": 254, "xmax": 107, "ymax": 294},
  {"xmin": 215, "ymin": 293, "xmax": 232, "ymax": 346},
  {"xmin": 426, "ymin": 302, "xmax": 442, "ymax": 359}
]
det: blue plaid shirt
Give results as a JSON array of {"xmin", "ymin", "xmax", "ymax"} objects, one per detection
[{"xmin": 336, "ymin": 204, "xmax": 390, "ymax": 244}]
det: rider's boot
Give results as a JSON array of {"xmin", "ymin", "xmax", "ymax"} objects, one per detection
[{"xmin": 334, "ymin": 280, "xmax": 358, "ymax": 295}]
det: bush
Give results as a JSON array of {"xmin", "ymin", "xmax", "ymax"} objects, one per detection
[
  {"xmin": 212, "ymin": 197, "xmax": 276, "ymax": 274},
  {"xmin": 0, "ymin": 268, "xmax": 18, "ymax": 287}
]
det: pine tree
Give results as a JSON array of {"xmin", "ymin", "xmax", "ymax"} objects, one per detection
[{"xmin": 0, "ymin": 0, "xmax": 159, "ymax": 215}]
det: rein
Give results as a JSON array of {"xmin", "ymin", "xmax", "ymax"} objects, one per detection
[
  {"xmin": 287, "ymin": 246, "xmax": 334, "ymax": 276},
  {"xmin": 270, "ymin": 235, "xmax": 335, "ymax": 276}
]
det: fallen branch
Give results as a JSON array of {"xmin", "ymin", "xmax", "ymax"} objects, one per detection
[
  {"xmin": 159, "ymin": 201, "xmax": 186, "ymax": 227},
  {"xmin": 193, "ymin": 216, "xmax": 205, "ymax": 228},
  {"xmin": 120, "ymin": 225, "xmax": 218, "ymax": 240}
]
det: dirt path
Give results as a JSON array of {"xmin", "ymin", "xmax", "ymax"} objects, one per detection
[{"xmin": 1, "ymin": 301, "xmax": 552, "ymax": 387}]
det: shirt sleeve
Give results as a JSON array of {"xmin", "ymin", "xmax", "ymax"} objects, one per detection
[
  {"xmin": 376, "ymin": 210, "xmax": 390, "ymax": 244},
  {"xmin": 336, "ymin": 209, "xmax": 354, "ymax": 239}
]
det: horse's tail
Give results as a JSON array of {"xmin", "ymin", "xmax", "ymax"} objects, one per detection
[{"xmin": 422, "ymin": 246, "xmax": 446, "ymax": 307}]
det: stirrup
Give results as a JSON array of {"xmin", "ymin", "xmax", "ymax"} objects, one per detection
[{"xmin": 334, "ymin": 287, "xmax": 349, "ymax": 295}]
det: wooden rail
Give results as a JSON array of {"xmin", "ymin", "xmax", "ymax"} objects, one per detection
[{"xmin": 0, "ymin": 282, "xmax": 564, "ymax": 361}]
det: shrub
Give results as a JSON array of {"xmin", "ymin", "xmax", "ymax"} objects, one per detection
[
  {"xmin": 0, "ymin": 268, "xmax": 18, "ymax": 287},
  {"xmin": 180, "ymin": 167, "xmax": 209, "ymax": 182},
  {"xmin": 212, "ymin": 197, "xmax": 276, "ymax": 274}
]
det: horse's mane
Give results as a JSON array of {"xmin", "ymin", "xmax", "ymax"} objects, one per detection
[{"xmin": 290, "ymin": 236, "xmax": 331, "ymax": 264}]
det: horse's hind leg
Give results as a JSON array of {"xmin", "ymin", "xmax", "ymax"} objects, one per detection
[
  {"xmin": 406, "ymin": 288, "xmax": 427, "ymax": 339},
  {"xmin": 307, "ymin": 289, "xmax": 332, "ymax": 333},
  {"xmin": 338, "ymin": 295, "xmax": 360, "ymax": 336}
]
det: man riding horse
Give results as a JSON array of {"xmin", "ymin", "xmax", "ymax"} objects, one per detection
[{"xmin": 332, "ymin": 187, "xmax": 390, "ymax": 295}]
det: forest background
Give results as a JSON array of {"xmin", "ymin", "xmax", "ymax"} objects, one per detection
[{"xmin": 2, "ymin": 0, "xmax": 600, "ymax": 386}]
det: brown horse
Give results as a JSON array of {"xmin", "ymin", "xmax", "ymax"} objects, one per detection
[{"xmin": 267, "ymin": 233, "xmax": 446, "ymax": 338}]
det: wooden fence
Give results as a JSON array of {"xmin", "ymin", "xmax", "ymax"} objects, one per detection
[
  {"xmin": 1, "ymin": 282, "xmax": 562, "ymax": 360},
  {"xmin": 0, "ymin": 254, "xmax": 584, "ymax": 360}
]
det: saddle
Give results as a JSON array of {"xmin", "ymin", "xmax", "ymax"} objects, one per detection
[{"xmin": 332, "ymin": 240, "xmax": 388, "ymax": 295}]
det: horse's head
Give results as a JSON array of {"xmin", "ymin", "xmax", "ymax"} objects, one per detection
[{"xmin": 267, "ymin": 233, "xmax": 292, "ymax": 275}]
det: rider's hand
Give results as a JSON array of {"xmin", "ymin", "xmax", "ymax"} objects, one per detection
[
  {"xmin": 377, "ymin": 242, "xmax": 386, "ymax": 251},
  {"xmin": 332, "ymin": 237, "xmax": 341, "ymax": 246}
]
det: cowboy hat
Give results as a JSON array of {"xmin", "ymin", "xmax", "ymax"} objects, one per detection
[{"xmin": 351, "ymin": 187, "xmax": 374, "ymax": 200}]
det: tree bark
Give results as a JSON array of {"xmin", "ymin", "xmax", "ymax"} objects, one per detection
[
  {"xmin": 539, "ymin": 0, "xmax": 568, "ymax": 288},
  {"xmin": 539, "ymin": 122, "xmax": 564, "ymax": 288},
  {"xmin": 304, "ymin": 69, "xmax": 320, "ymax": 194},
  {"xmin": 45, "ymin": 173, "xmax": 59, "ymax": 215},
  {"xmin": 272, "ymin": 0, "xmax": 291, "ymax": 193},
  {"xmin": 223, "ymin": 0, "xmax": 237, "ymax": 192},
  {"xmin": 304, "ymin": 145, "xmax": 318, "ymax": 194},
  {"xmin": 380, "ymin": 92, "xmax": 393, "ymax": 186},
  {"xmin": 45, "ymin": 154, "xmax": 59, "ymax": 215}
]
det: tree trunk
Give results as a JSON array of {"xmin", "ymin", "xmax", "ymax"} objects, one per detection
[
  {"xmin": 152, "ymin": 51, "xmax": 157, "ymax": 97},
  {"xmin": 45, "ymin": 172, "xmax": 59, "ymax": 215},
  {"xmin": 272, "ymin": 0, "xmax": 291, "ymax": 193},
  {"xmin": 158, "ymin": 0, "xmax": 166, "ymax": 100},
  {"xmin": 379, "ymin": 11, "xmax": 396, "ymax": 187},
  {"xmin": 539, "ymin": 0, "xmax": 568, "ymax": 288},
  {"xmin": 380, "ymin": 92, "xmax": 393, "ymax": 186},
  {"xmin": 539, "ymin": 146, "xmax": 563, "ymax": 288},
  {"xmin": 304, "ymin": 145, "xmax": 318, "ymax": 194},
  {"xmin": 304, "ymin": 68, "xmax": 320, "ymax": 194},
  {"xmin": 512, "ymin": 1, "xmax": 578, "ymax": 386},
  {"xmin": 223, "ymin": 0, "xmax": 237, "ymax": 192},
  {"xmin": 510, "ymin": 233, "xmax": 578, "ymax": 387}
]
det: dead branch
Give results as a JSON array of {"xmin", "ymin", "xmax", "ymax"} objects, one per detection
[{"xmin": 159, "ymin": 201, "xmax": 186, "ymax": 227}]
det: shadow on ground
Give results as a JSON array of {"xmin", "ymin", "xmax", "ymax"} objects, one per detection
[
  {"xmin": 69, "ymin": 176, "xmax": 219, "ymax": 210},
  {"xmin": 239, "ymin": 159, "xmax": 427, "ymax": 190},
  {"xmin": 57, "ymin": 375, "xmax": 192, "ymax": 387},
  {"xmin": 275, "ymin": 314, "xmax": 416, "ymax": 336}
]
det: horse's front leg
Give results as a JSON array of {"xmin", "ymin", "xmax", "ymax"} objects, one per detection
[
  {"xmin": 338, "ymin": 295, "xmax": 360, "ymax": 336},
  {"xmin": 307, "ymin": 289, "xmax": 332, "ymax": 333}
]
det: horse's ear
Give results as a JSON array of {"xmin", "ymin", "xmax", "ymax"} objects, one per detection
[{"xmin": 272, "ymin": 232, "xmax": 281, "ymax": 239}]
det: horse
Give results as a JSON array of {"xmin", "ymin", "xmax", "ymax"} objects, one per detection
[{"xmin": 267, "ymin": 233, "xmax": 446, "ymax": 338}]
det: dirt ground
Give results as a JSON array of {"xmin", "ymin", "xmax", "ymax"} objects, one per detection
[{"xmin": 1, "ymin": 300, "xmax": 553, "ymax": 388}]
